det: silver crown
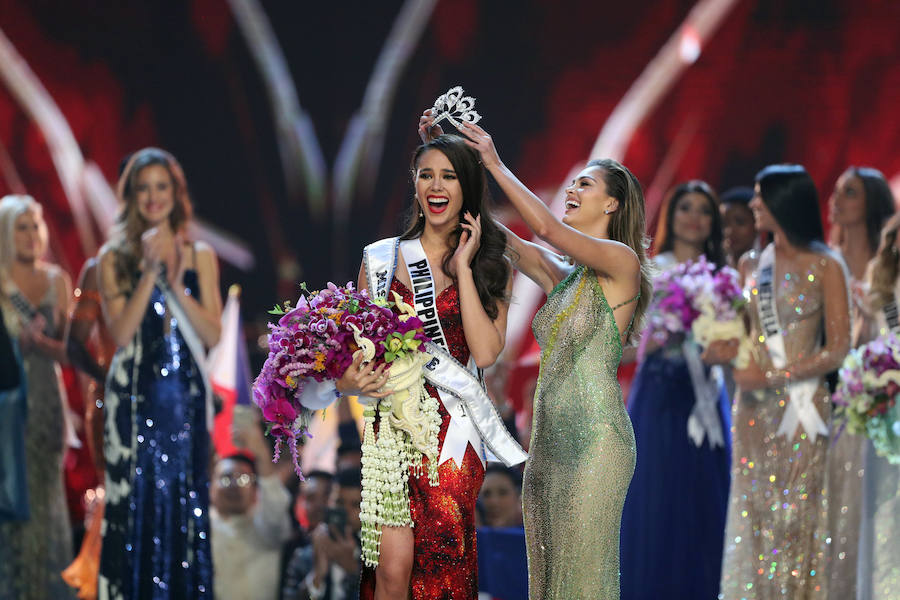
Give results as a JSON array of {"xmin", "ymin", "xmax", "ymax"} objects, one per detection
[{"xmin": 431, "ymin": 86, "xmax": 481, "ymax": 129}]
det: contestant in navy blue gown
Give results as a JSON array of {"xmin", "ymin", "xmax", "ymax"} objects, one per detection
[
  {"xmin": 98, "ymin": 148, "xmax": 222, "ymax": 600},
  {"xmin": 620, "ymin": 181, "xmax": 732, "ymax": 600}
]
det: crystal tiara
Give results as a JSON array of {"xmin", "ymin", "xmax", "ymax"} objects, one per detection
[{"xmin": 430, "ymin": 85, "xmax": 482, "ymax": 129}]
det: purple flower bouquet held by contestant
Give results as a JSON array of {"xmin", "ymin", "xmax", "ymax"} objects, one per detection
[
  {"xmin": 253, "ymin": 281, "xmax": 430, "ymax": 476},
  {"xmin": 832, "ymin": 332, "xmax": 900, "ymax": 464}
]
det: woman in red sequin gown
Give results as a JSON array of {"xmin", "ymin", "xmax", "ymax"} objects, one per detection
[{"xmin": 339, "ymin": 131, "xmax": 513, "ymax": 599}]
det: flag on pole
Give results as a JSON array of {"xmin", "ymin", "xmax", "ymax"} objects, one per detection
[{"xmin": 207, "ymin": 284, "xmax": 254, "ymax": 458}]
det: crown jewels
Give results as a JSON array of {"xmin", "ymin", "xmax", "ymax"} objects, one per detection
[{"xmin": 431, "ymin": 86, "xmax": 481, "ymax": 129}]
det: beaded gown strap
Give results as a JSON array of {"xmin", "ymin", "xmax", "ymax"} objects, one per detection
[
  {"xmin": 614, "ymin": 292, "xmax": 641, "ymax": 338},
  {"xmin": 610, "ymin": 292, "xmax": 640, "ymax": 312}
]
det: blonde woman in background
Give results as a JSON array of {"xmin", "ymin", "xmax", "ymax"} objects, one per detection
[{"xmin": 0, "ymin": 194, "xmax": 75, "ymax": 600}]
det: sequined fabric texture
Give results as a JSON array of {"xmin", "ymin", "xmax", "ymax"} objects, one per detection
[
  {"xmin": 720, "ymin": 253, "xmax": 832, "ymax": 599},
  {"xmin": 523, "ymin": 266, "xmax": 636, "ymax": 600},
  {"xmin": 359, "ymin": 279, "xmax": 483, "ymax": 600},
  {"xmin": 857, "ymin": 284, "xmax": 900, "ymax": 600},
  {"xmin": 824, "ymin": 269, "xmax": 866, "ymax": 598},
  {"xmin": 0, "ymin": 269, "xmax": 75, "ymax": 600},
  {"xmin": 100, "ymin": 270, "xmax": 212, "ymax": 599}
]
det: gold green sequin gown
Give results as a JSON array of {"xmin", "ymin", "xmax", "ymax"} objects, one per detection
[
  {"xmin": 523, "ymin": 266, "xmax": 636, "ymax": 599},
  {"xmin": 720, "ymin": 251, "xmax": 834, "ymax": 599}
]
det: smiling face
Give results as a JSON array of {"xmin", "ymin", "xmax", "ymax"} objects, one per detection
[
  {"xmin": 13, "ymin": 208, "xmax": 47, "ymax": 263},
  {"xmin": 671, "ymin": 191, "xmax": 714, "ymax": 247},
  {"xmin": 750, "ymin": 183, "xmax": 778, "ymax": 232},
  {"xmin": 829, "ymin": 170, "xmax": 866, "ymax": 228},
  {"xmin": 562, "ymin": 165, "xmax": 616, "ymax": 233},
  {"xmin": 134, "ymin": 163, "xmax": 176, "ymax": 228},
  {"xmin": 414, "ymin": 149, "xmax": 463, "ymax": 229}
]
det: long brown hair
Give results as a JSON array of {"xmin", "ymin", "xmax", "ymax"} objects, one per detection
[
  {"xmin": 868, "ymin": 212, "xmax": 900, "ymax": 308},
  {"xmin": 104, "ymin": 148, "xmax": 193, "ymax": 290},
  {"xmin": 587, "ymin": 159, "xmax": 653, "ymax": 341},
  {"xmin": 402, "ymin": 134, "xmax": 509, "ymax": 320}
]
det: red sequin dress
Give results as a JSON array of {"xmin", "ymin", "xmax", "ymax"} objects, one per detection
[{"xmin": 359, "ymin": 278, "xmax": 485, "ymax": 600}]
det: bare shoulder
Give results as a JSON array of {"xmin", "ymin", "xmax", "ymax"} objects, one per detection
[{"xmin": 192, "ymin": 240, "xmax": 217, "ymax": 261}]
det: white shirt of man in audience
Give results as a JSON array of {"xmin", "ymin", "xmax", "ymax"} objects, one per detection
[{"xmin": 210, "ymin": 417, "xmax": 293, "ymax": 600}]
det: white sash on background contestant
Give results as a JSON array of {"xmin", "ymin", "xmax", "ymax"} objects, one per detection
[
  {"xmin": 756, "ymin": 245, "xmax": 828, "ymax": 441},
  {"xmin": 364, "ymin": 237, "xmax": 527, "ymax": 468}
]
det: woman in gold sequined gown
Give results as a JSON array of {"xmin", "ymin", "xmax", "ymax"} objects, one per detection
[
  {"xmin": 707, "ymin": 165, "xmax": 851, "ymax": 600},
  {"xmin": 455, "ymin": 120, "xmax": 652, "ymax": 599}
]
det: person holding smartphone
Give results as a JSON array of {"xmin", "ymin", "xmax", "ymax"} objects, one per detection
[
  {"xmin": 282, "ymin": 468, "xmax": 363, "ymax": 600},
  {"xmin": 209, "ymin": 407, "xmax": 292, "ymax": 600}
]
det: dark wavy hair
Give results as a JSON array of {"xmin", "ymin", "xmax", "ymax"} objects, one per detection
[
  {"xmin": 847, "ymin": 166, "xmax": 896, "ymax": 254},
  {"xmin": 402, "ymin": 134, "xmax": 509, "ymax": 320},
  {"xmin": 655, "ymin": 180, "xmax": 725, "ymax": 267},
  {"xmin": 755, "ymin": 164, "xmax": 824, "ymax": 248}
]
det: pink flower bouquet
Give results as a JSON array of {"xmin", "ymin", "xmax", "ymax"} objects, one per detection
[
  {"xmin": 644, "ymin": 257, "xmax": 747, "ymax": 360},
  {"xmin": 253, "ymin": 282, "xmax": 429, "ymax": 476},
  {"xmin": 833, "ymin": 333, "xmax": 900, "ymax": 464}
]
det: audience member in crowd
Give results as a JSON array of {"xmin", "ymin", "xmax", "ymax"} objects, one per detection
[
  {"xmin": 282, "ymin": 468, "xmax": 363, "ymax": 600},
  {"xmin": 210, "ymin": 411, "xmax": 293, "ymax": 600},
  {"xmin": 478, "ymin": 465, "xmax": 523, "ymax": 528},
  {"xmin": 0, "ymin": 194, "xmax": 76, "ymax": 599}
]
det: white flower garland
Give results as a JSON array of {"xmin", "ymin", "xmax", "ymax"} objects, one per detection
[{"xmin": 359, "ymin": 369, "xmax": 442, "ymax": 568}]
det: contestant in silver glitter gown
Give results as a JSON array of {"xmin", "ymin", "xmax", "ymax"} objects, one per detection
[
  {"xmin": 458, "ymin": 119, "xmax": 651, "ymax": 599},
  {"xmin": 825, "ymin": 166, "xmax": 894, "ymax": 599},
  {"xmin": 709, "ymin": 165, "xmax": 851, "ymax": 600},
  {"xmin": 853, "ymin": 212, "xmax": 900, "ymax": 600}
]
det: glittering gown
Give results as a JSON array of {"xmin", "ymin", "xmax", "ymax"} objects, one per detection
[
  {"xmin": 824, "ymin": 270, "xmax": 866, "ymax": 599},
  {"xmin": 856, "ymin": 284, "xmax": 900, "ymax": 600},
  {"xmin": 523, "ymin": 265, "xmax": 637, "ymax": 600},
  {"xmin": 359, "ymin": 278, "xmax": 485, "ymax": 600},
  {"xmin": 0, "ymin": 268, "xmax": 75, "ymax": 600},
  {"xmin": 720, "ymin": 252, "xmax": 833, "ymax": 599},
  {"xmin": 100, "ymin": 270, "xmax": 212, "ymax": 600}
]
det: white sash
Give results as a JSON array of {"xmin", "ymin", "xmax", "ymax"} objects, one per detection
[
  {"xmin": 882, "ymin": 295, "xmax": 900, "ymax": 335},
  {"xmin": 158, "ymin": 276, "xmax": 214, "ymax": 432},
  {"xmin": 363, "ymin": 237, "xmax": 527, "ymax": 467},
  {"xmin": 400, "ymin": 239, "xmax": 448, "ymax": 349},
  {"xmin": 682, "ymin": 341, "xmax": 725, "ymax": 449},
  {"xmin": 756, "ymin": 245, "xmax": 828, "ymax": 441}
]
